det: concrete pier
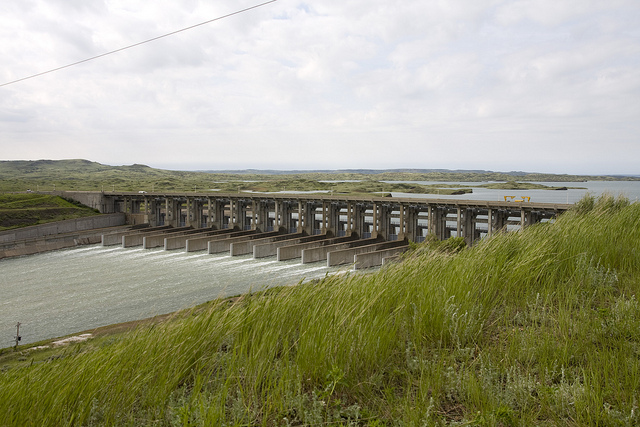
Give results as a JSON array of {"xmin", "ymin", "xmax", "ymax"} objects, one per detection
[
  {"xmin": 123, "ymin": 226, "xmax": 191, "ymax": 248},
  {"xmin": 185, "ymin": 229, "xmax": 256, "ymax": 252},
  {"xmin": 208, "ymin": 231, "xmax": 282, "ymax": 254},
  {"xmin": 327, "ymin": 240, "xmax": 407, "ymax": 267},
  {"xmin": 165, "ymin": 228, "xmax": 231, "ymax": 251},
  {"xmin": 253, "ymin": 233, "xmax": 334, "ymax": 258},
  {"xmin": 277, "ymin": 235, "xmax": 358, "ymax": 261},
  {"xmin": 353, "ymin": 244, "xmax": 410, "ymax": 270},
  {"xmin": 143, "ymin": 227, "xmax": 204, "ymax": 249},
  {"xmin": 229, "ymin": 232, "xmax": 305, "ymax": 256},
  {"xmin": 101, "ymin": 225, "xmax": 171, "ymax": 246},
  {"xmin": 301, "ymin": 237, "xmax": 381, "ymax": 264}
]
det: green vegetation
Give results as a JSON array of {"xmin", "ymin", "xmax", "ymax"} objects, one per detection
[
  {"xmin": 1, "ymin": 195, "xmax": 639, "ymax": 425},
  {"xmin": 0, "ymin": 159, "xmax": 609, "ymax": 195},
  {"xmin": 477, "ymin": 181, "xmax": 581, "ymax": 190},
  {"xmin": 0, "ymin": 194, "xmax": 99, "ymax": 231}
]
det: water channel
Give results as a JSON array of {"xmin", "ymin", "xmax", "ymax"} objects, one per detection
[
  {"xmin": 2, "ymin": 180, "xmax": 639, "ymax": 348},
  {"xmin": 1, "ymin": 247, "xmax": 343, "ymax": 347}
]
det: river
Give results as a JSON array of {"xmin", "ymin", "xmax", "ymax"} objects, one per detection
[
  {"xmin": 387, "ymin": 180, "xmax": 640, "ymax": 203},
  {"xmin": 1, "ymin": 246, "xmax": 342, "ymax": 347}
]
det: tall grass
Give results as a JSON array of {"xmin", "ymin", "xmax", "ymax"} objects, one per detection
[{"xmin": 1, "ymin": 195, "xmax": 639, "ymax": 425}]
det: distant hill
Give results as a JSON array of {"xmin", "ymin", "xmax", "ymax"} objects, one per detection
[{"xmin": 0, "ymin": 160, "xmax": 637, "ymax": 193}]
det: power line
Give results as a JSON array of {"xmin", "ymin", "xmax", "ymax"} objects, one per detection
[{"xmin": 0, "ymin": 0, "xmax": 278, "ymax": 88}]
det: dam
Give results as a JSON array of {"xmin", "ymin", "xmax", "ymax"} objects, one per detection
[{"xmin": 64, "ymin": 191, "xmax": 570, "ymax": 269}]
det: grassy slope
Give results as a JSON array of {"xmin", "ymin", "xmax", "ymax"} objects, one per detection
[
  {"xmin": 1, "ymin": 195, "xmax": 639, "ymax": 426},
  {"xmin": 0, "ymin": 194, "xmax": 99, "ymax": 231}
]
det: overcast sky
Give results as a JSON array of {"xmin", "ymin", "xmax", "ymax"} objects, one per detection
[{"xmin": 1, "ymin": 0, "xmax": 639, "ymax": 174}]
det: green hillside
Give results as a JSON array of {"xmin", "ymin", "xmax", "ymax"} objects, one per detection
[
  {"xmin": 0, "ymin": 159, "xmax": 630, "ymax": 194},
  {"xmin": 1, "ymin": 195, "xmax": 639, "ymax": 425},
  {"xmin": 0, "ymin": 193, "xmax": 99, "ymax": 231}
]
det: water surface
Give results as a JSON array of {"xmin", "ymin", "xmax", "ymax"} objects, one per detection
[{"xmin": 1, "ymin": 246, "xmax": 341, "ymax": 347}]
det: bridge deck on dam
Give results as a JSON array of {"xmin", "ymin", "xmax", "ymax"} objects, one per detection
[{"xmin": 63, "ymin": 190, "xmax": 570, "ymax": 269}]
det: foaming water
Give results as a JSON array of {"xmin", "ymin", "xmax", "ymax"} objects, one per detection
[{"xmin": 0, "ymin": 245, "xmax": 344, "ymax": 347}]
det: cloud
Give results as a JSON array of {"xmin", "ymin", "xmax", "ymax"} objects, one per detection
[{"xmin": 0, "ymin": 0, "xmax": 638, "ymax": 174}]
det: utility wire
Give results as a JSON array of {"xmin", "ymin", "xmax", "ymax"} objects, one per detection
[{"xmin": 0, "ymin": 0, "xmax": 277, "ymax": 88}]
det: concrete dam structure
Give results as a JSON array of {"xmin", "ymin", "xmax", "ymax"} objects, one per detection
[{"xmin": 64, "ymin": 191, "xmax": 571, "ymax": 269}]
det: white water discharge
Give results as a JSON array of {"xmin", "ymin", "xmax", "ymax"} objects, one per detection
[{"xmin": 1, "ymin": 245, "xmax": 344, "ymax": 347}]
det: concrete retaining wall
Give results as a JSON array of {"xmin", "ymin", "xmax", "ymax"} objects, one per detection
[
  {"xmin": 0, "ymin": 213, "xmax": 125, "ymax": 244},
  {"xmin": 327, "ymin": 241, "xmax": 408, "ymax": 267},
  {"xmin": 185, "ymin": 229, "xmax": 252, "ymax": 252},
  {"xmin": 276, "ymin": 236, "xmax": 357, "ymax": 261},
  {"xmin": 164, "ymin": 229, "xmax": 222, "ymax": 250},
  {"xmin": 0, "ymin": 235, "xmax": 104, "ymax": 258},
  {"xmin": 301, "ymin": 238, "xmax": 380, "ymax": 264},
  {"xmin": 229, "ymin": 232, "xmax": 303, "ymax": 256},
  {"xmin": 141, "ymin": 227, "xmax": 195, "ymax": 249},
  {"xmin": 353, "ymin": 246, "xmax": 410, "ymax": 270},
  {"xmin": 253, "ymin": 234, "xmax": 329, "ymax": 258},
  {"xmin": 208, "ymin": 231, "xmax": 280, "ymax": 254},
  {"xmin": 101, "ymin": 225, "xmax": 172, "ymax": 246}
]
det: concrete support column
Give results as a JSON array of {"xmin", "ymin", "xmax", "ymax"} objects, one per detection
[
  {"xmin": 493, "ymin": 209, "xmax": 507, "ymax": 232},
  {"xmin": 322, "ymin": 202, "xmax": 339, "ymax": 236},
  {"xmin": 274, "ymin": 200, "xmax": 281, "ymax": 230},
  {"xmin": 186, "ymin": 198, "xmax": 193, "ymax": 228},
  {"xmin": 353, "ymin": 203, "xmax": 364, "ymax": 238},
  {"xmin": 255, "ymin": 201, "xmax": 270, "ymax": 232},
  {"xmin": 521, "ymin": 210, "xmax": 538, "ymax": 228},
  {"xmin": 399, "ymin": 205, "xmax": 417, "ymax": 242},
  {"xmin": 240, "ymin": 201, "xmax": 250, "ymax": 230},
  {"xmin": 373, "ymin": 204, "xmax": 390, "ymax": 240},
  {"xmin": 276, "ymin": 201, "xmax": 293, "ymax": 232},
  {"xmin": 146, "ymin": 197, "xmax": 158, "ymax": 227},
  {"xmin": 229, "ymin": 199, "xmax": 237, "ymax": 229},
  {"xmin": 188, "ymin": 198, "xmax": 204, "ymax": 228},
  {"xmin": 131, "ymin": 199, "xmax": 142, "ymax": 214},
  {"xmin": 345, "ymin": 202, "xmax": 363, "ymax": 238},
  {"xmin": 214, "ymin": 199, "xmax": 226, "ymax": 229},
  {"xmin": 463, "ymin": 208, "xmax": 476, "ymax": 246},
  {"xmin": 297, "ymin": 201, "xmax": 304, "ymax": 233},
  {"xmin": 251, "ymin": 200, "xmax": 258, "ymax": 230},
  {"xmin": 206, "ymin": 198, "xmax": 213, "ymax": 228},
  {"xmin": 165, "ymin": 198, "xmax": 180, "ymax": 227},
  {"xmin": 230, "ymin": 199, "xmax": 248, "ymax": 230},
  {"xmin": 456, "ymin": 207, "xmax": 462, "ymax": 238},
  {"xmin": 297, "ymin": 202, "xmax": 314, "ymax": 235},
  {"xmin": 430, "ymin": 207, "xmax": 447, "ymax": 240},
  {"xmin": 487, "ymin": 208, "xmax": 493, "ymax": 237},
  {"xmin": 428, "ymin": 206, "xmax": 440, "ymax": 238}
]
